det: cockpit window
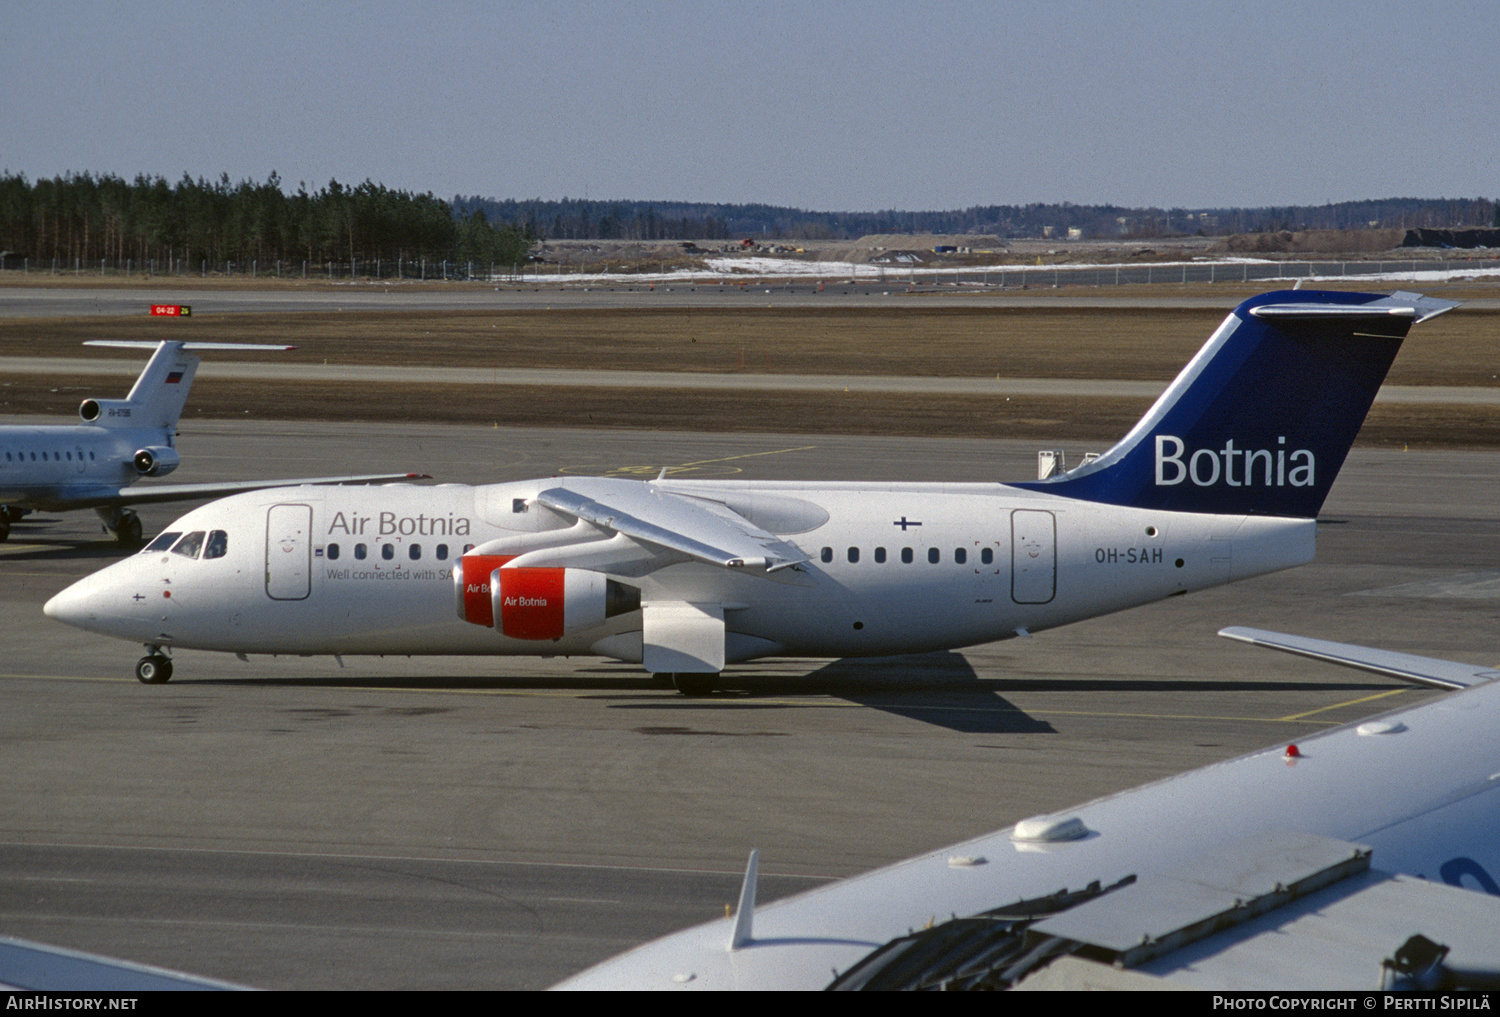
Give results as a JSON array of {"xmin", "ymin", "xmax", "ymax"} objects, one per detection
[
  {"xmin": 171, "ymin": 531, "xmax": 206, "ymax": 559},
  {"xmin": 204, "ymin": 530, "xmax": 229, "ymax": 560},
  {"xmin": 143, "ymin": 532, "xmax": 181, "ymax": 553}
]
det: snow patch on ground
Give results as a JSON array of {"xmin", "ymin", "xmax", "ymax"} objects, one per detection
[{"xmin": 503, "ymin": 255, "xmax": 1500, "ymax": 286}]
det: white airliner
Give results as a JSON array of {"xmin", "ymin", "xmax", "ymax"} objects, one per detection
[
  {"xmin": 0, "ymin": 340, "xmax": 421, "ymax": 545},
  {"xmin": 556, "ymin": 630, "xmax": 1500, "ymax": 990},
  {"xmin": 44, "ymin": 290, "xmax": 1454, "ymax": 687}
]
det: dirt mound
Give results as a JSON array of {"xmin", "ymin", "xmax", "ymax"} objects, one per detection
[{"xmin": 1223, "ymin": 229, "xmax": 1405, "ymax": 254}]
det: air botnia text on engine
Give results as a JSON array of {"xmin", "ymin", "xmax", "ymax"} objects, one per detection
[{"xmin": 454, "ymin": 553, "xmax": 640, "ymax": 640}]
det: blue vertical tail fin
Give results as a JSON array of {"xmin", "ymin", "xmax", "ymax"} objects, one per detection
[{"xmin": 1019, "ymin": 290, "xmax": 1458, "ymax": 518}]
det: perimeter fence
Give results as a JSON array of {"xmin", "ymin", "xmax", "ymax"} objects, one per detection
[
  {"xmin": 3, "ymin": 254, "xmax": 1498, "ymax": 288},
  {"xmin": 0, "ymin": 255, "xmax": 513, "ymax": 281}
]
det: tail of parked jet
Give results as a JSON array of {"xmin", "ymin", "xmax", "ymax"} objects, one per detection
[
  {"xmin": 1020, "ymin": 290, "xmax": 1457, "ymax": 517},
  {"xmin": 79, "ymin": 340, "xmax": 293, "ymax": 432}
]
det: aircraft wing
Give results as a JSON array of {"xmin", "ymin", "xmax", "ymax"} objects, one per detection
[
  {"xmin": 1219, "ymin": 626, "xmax": 1500, "ymax": 690},
  {"xmin": 35, "ymin": 474, "xmax": 430, "ymax": 512},
  {"xmin": 534, "ymin": 479, "xmax": 809, "ymax": 573},
  {"xmin": 0, "ymin": 934, "xmax": 247, "ymax": 991}
]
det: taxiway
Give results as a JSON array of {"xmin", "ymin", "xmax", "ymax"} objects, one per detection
[{"xmin": 1, "ymin": 421, "xmax": 1494, "ymax": 988}]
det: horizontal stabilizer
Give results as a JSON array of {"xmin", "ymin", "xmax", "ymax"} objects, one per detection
[
  {"xmin": 1219, "ymin": 627, "xmax": 1499, "ymax": 690},
  {"xmin": 1248, "ymin": 291, "xmax": 1457, "ymax": 325},
  {"xmin": 83, "ymin": 340, "xmax": 297, "ymax": 351}
]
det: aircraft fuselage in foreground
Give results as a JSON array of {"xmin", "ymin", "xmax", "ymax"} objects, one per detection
[{"xmin": 557, "ymin": 632, "xmax": 1500, "ymax": 990}]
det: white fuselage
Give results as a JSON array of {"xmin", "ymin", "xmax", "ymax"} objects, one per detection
[
  {"xmin": 0, "ymin": 423, "xmax": 169, "ymax": 509},
  {"xmin": 46, "ymin": 477, "xmax": 1314, "ymax": 664}
]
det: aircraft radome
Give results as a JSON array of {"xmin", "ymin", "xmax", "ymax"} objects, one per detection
[
  {"xmin": 45, "ymin": 290, "xmax": 1454, "ymax": 688},
  {"xmin": 0, "ymin": 339, "xmax": 423, "ymax": 546},
  {"xmin": 556, "ymin": 630, "xmax": 1500, "ymax": 990}
]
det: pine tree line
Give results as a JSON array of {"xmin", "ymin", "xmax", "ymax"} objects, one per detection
[
  {"xmin": 0, "ymin": 172, "xmax": 532, "ymax": 272},
  {"xmin": 458, "ymin": 195, "xmax": 1499, "ymax": 242},
  {"xmin": 3, "ymin": 172, "xmax": 1493, "ymax": 265}
]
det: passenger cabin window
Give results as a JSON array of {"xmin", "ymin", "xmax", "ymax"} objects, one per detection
[
  {"xmin": 354, "ymin": 543, "xmax": 367, "ymax": 560},
  {"xmin": 204, "ymin": 530, "xmax": 229, "ymax": 559},
  {"xmin": 901, "ymin": 547, "xmax": 913, "ymax": 564},
  {"xmin": 954, "ymin": 548, "xmax": 967, "ymax": 564},
  {"xmin": 874, "ymin": 547, "xmax": 887, "ymax": 563},
  {"xmin": 928, "ymin": 548, "xmax": 940, "ymax": 564},
  {"xmin": 981, "ymin": 548, "xmax": 994, "ymax": 565},
  {"xmin": 436, "ymin": 543, "xmax": 450, "ymax": 560},
  {"xmin": 409, "ymin": 544, "xmax": 421, "ymax": 560},
  {"xmin": 326, "ymin": 542, "xmax": 340, "ymax": 561},
  {"xmin": 381, "ymin": 544, "xmax": 395, "ymax": 561},
  {"xmin": 820, "ymin": 547, "xmax": 833, "ymax": 564},
  {"xmin": 171, "ymin": 531, "xmax": 206, "ymax": 559},
  {"xmin": 847, "ymin": 547, "xmax": 859, "ymax": 563}
]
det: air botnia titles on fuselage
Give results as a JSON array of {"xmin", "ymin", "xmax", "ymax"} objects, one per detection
[
  {"xmin": 326, "ymin": 511, "xmax": 471, "ymax": 537},
  {"xmin": 41, "ymin": 290, "xmax": 1458, "ymax": 689}
]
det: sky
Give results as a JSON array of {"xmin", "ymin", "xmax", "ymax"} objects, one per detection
[{"xmin": 2, "ymin": 0, "xmax": 1496, "ymax": 212}]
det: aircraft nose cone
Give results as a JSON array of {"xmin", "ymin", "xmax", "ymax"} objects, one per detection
[
  {"xmin": 44, "ymin": 579, "xmax": 94, "ymax": 628},
  {"xmin": 43, "ymin": 559, "xmax": 167, "ymax": 642}
]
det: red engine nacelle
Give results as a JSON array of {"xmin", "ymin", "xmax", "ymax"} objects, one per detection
[
  {"xmin": 454, "ymin": 554, "xmax": 517, "ymax": 628},
  {"xmin": 455, "ymin": 555, "xmax": 639, "ymax": 640}
]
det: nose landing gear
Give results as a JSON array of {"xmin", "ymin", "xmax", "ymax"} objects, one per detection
[{"xmin": 135, "ymin": 647, "xmax": 173, "ymax": 684}]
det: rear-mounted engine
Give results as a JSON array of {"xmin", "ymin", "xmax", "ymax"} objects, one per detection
[{"xmin": 132, "ymin": 445, "xmax": 180, "ymax": 477}]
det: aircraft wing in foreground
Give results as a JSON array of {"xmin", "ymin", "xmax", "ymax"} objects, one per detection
[
  {"xmin": 45, "ymin": 290, "xmax": 1457, "ymax": 686},
  {"xmin": 556, "ymin": 631, "xmax": 1500, "ymax": 990},
  {"xmin": 0, "ymin": 934, "xmax": 247, "ymax": 991},
  {"xmin": 0, "ymin": 340, "xmax": 424, "ymax": 546}
]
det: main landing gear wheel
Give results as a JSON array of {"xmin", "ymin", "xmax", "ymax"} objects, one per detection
[
  {"xmin": 667, "ymin": 673, "xmax": 718, "ymax": 697},
  {"xmin": 116, "ymin": 511, "xmax": 144, "ymax": 549},
  {"xmin": 135, "ymin": 655, "xmax": 173, "ymax": 684}
]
